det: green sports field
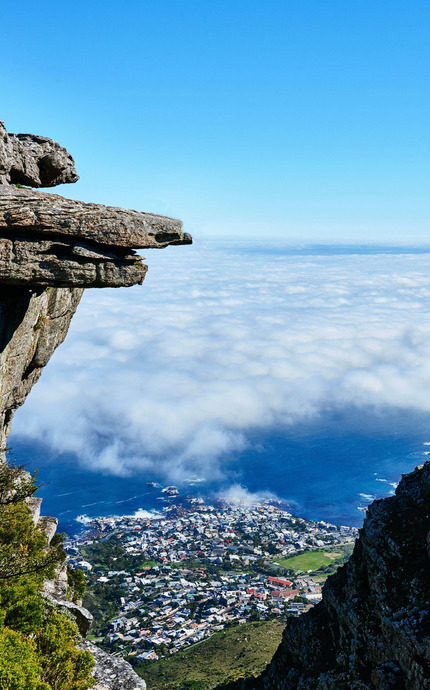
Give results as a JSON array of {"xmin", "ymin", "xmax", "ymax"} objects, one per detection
[{"xmin": 276, "ymin": 545, "xmax": 353, "ymax": 572}]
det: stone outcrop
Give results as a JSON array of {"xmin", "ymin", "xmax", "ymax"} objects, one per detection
[
  {"xmin": 80, "ymin": 640, "xmax": 147, "ymax": 690},
  {"xmin": 0, "ymin": 121, "xmax": 191, "ymax": 456},
  {"xmin": 23, "ymin": 475, "xmax": 94, "ymax": 635},
  {"xmin": 236, "ymin": 462, "xmax": 430, "ymax": 690},
  {"xmin": 0, "ymin": 185, "xmax": 191, "ymax": 288},
  {"xmin": 0, "ymin": 121, "xmax": 79, "ymax": 187},
  {"xmin": 43, "ymin": 588, "xmax": 94, "ymax": 638},
  {"xmin": 0, "ymin": 121, "xmax": 191, "ymax": 690}
]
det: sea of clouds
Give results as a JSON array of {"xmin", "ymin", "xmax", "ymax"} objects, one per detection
[{"xmin": 12, "ymin": 241, "xmax": 430, "ymax": 481}]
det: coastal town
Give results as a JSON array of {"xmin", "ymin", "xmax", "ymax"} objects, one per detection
[{"xmin": 67, "ymin": 498, "xmax": 357, "ymax": 662}]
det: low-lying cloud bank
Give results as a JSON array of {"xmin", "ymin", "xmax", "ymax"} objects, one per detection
[
  {"xmin": 12, "ymin": 242, "xmax": 430, "ymax": 480},
  {"xmin": 217, "ymin": 484, "xmax": 279, "ymax": 506}
]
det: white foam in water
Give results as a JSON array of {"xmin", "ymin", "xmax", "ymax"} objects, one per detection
[
  {"xmin": 75, "ymin": 515, "xmax": 92, "ymax": 524},
  {"xmin": 132, "ymin": 508, "xmax": 161, "ymax": 519},
  {"xmin": 359, "ymin": 493, "xmax": 375, "ymax": 501},
  {"xmin": 82, "ymin": 501, "xmax": 107, "ymax": 508},
  {"xmin": 76, "ymin": 508, "xmax": 161, "ymax": 524}
]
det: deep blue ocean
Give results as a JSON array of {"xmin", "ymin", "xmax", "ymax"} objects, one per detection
[{"xmin": 9, "ymin": 407, "xmax": 430, "ymax": 536}]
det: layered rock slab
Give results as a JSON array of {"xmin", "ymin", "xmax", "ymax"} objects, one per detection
[
  {"xmin": 0, "ymin": 185, "xmax": 191, "ymax": 288},
  {"xmin": 0, "ymin": 120, "xmax": 190, "ymax": 289}
]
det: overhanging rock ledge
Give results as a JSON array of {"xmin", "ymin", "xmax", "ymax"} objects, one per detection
[
  {"xmin": 0, "ymin": 121, "xmax": 191, "ymax": 690},
  {"xmin": 0, "ymin": 120, "xmax": 191, "ymax": 452}
]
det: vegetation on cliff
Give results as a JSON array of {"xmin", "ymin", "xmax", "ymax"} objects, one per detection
[{"xmin": 0, "ymin": 462, "xmax": 95, "ymax": 690}]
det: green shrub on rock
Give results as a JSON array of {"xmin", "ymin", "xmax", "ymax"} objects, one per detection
[
  {"xmin": 0, "ymin": 627, "xmax": 49, "ymax": 690},
  {"xmin": 67, "ymin": 565, "xmax": 86, "ymax": 603},
  {"xmin": 36, "ymin": 612, "xmax": 95, "ymax": 690},
  {"xmin": 0, "ymin": 463, "xmax": 95, "ymax": 689}
]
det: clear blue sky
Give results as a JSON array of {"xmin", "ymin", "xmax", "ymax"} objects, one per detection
[{"xmin": 2, "ymin": 1, "xmax": 430, "ymax": 242}]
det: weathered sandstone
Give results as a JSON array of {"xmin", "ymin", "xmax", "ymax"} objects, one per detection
[
  {"xmin": 81, "ymin": 640, "xmax": 147, "ymax": 690},
  {"xmin": 0, "ymin": 120, "xmax": 79, "ymax": 187},
  {"xmin": 0, "ymin": 121, "xmax": 191, "ymax": 456},
  {"xmin": 0, "ymin": 185, "xmax": 191, "ymax": 288},
  {"xmin": 0, "ymin": 285, "xmax": 83, "ymax": 453}
]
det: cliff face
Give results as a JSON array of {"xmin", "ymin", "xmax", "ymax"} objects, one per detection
[
  {"xmin": 0, "ymin": 285, "xmax": 83, "ymax": 452},
  {"xmin": 241, "ymin": 461, "xmax": 430, "ymax": 690},
  {"xmin": 0, "ymin": 185, "xmax": 190, "ymax": 288},
  {"xmin": 0, "ymin": 120, "xmax": 190, "ymax": 459},
  {"xmin": 0, "ymin": 121, "xmax": 191, "ymax": 690}
]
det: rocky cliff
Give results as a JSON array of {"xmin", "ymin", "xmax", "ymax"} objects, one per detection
[
  {"xmin": 0, "ymin": 121, "xmax": 191, "ymax": 690},
  {"xmin": 0, "ymin": 120, "xmax": 191, "ymax": 460},
  {"xmin": 234, "ymin": 461, "xmax": 430, "ymax": 690}
]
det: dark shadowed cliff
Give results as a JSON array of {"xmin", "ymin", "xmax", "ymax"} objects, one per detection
[{"xmin": 223, "ymin": 461, "xmax": 430, "ymax": 690}]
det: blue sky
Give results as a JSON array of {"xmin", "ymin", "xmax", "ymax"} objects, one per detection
[{"xmin": 2, "ymin": 1, "xmax": 429, "ymax": 242}]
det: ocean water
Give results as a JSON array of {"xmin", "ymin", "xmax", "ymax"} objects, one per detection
[
  {"xmin": 9, "ymin": 407, "xmax": 430, "ymax": 535},
  {"xmin": 8, "ymin": 242, "xmax": 430, "ymax": 535}
]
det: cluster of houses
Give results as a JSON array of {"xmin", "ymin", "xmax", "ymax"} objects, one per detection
[
  {"xmin": 69, "ymin": 500, "xmax": 357, "ymax": 659},
  {"xmin": 93, "ymin": 568, "xmax": 324, "ymax": 659}
]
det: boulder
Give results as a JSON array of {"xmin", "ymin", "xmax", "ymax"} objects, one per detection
[
  {"xmin": 80, "ymin": 639, "xmax": 147, "ymax": 690},
  {"xmin": 0, "ymin": 121, "xmax": 78, "ymax": 187}
]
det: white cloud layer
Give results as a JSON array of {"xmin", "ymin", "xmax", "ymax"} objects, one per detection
[
  {"xmin": 12, "ymin": 242, "xmax": 430, "ymax": 480},
  {"xmin": 217, "ymin": 484, "xmax": 278, "ymax": 506}
]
